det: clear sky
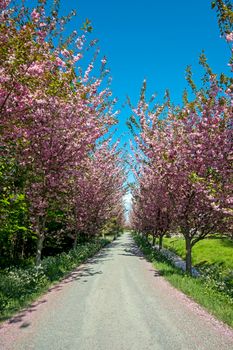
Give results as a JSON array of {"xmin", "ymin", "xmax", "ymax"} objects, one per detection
[
  {"xmin": 21, "ymin": 0, "xmax": 232, "ymax": 209},
  {"xmin": 60, "ymin": 0, "xmax": 230, "ymax": 134},
  {"xmin": 27, "ymin": 0, "xmax": 231, "ymax": 148},
  {"xmin": 57, "ymin": 1, "xmax": 231, "ymax": 176}
]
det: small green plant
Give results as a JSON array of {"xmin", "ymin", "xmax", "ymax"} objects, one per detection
[
  {"xmin": 198, "ymin": 264, "xmax": 233, "ymax": 298},
  {"xmin": 0, "ymin": 237, "xmax": 112, "ymax": 321},
  {"xmin": 133, "ymin": 233, "xmax": 233, "ymax": 328},
  {"xmin": 162, "ymin": 236, "xmax": 233, "ymax": 298}
]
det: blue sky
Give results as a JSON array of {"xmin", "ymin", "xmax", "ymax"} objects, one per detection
[
  {"xmin": 22, "ymin": 0, "xmax": 232, "ymax": 208},
  {"xmin": 58, "ymin": 0, "xmax": 231, "ymax": 206},
  {"xmin": 58, "ymin": 1, "xmax": 231, "ymax": 167},
  {"xmin": 28, "ymin": 0, "xmax": 231, "ymax": 150}
]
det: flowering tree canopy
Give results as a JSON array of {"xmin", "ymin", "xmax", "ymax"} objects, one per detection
[
  {"xmin": 0, "ymin": 0, "xmax": 125, "ymax": 265},
  {"xmin": 129, "ymin": 10, "xmax": 233, "ymax": 273}
]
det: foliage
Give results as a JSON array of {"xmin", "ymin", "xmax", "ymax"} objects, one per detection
[
  {"xmin": 199, "ymin": 264, "xmax": 233, "ymax": 298},
  {"xmin": 0, "ymin": 155, "xmax": 36, "ymax": 266},
  {"xmin": 133, "ymin": 233, "xmax": 233, "ymax": 328},
  {"xmin": 0, "ymin": 237, "xmax": 111, "ymax": 321},
  {"xmin": 211, "ymin": 0, "xmax": 233, "ymax": 36},
  {"xmin": 129, "ymin": 1, "xmax": 233, "ymax": 274},
  {"xmin": 0, "ymin": 0, "xmax": 125, "ymax": 266},
  {"xmin": 163, "ymin": 236, "xmax": 233, "ymax": 297},
  {"xmin": 163, "ymin": 236, "xmax": 233, "ymax": 268},
  {"xmin": 101, "ymin": 216, "xmax": 124, "ymax": 237}
]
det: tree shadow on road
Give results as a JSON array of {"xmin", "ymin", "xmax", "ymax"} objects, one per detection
[
  {"xmin": 0, "ymin": 242, "xmax": 115, "ymax": 330},
  {"xmin": 0, "ymin": 298, "xmax": 48, "ymax": 328},
  {"xmin": 118, "ymin": 240, "xmax": 145, "ymax": 259}
]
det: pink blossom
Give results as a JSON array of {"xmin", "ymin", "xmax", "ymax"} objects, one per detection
[
  {"xmin": 101, "ymin": 57, "xmax": 107, "ymax": 65},
  {"xmin": 73, "ymin": 53, "xmax": 82, "ymax": 62},
  {"xmin": 75, "ymin": 35, "xmax": 85, "ymax": 50},
  {"xmin": 0, "ymin": 0, "xmax": 11, "ymax": 10},
  {"xmin": 61, "ymin": 49, "xmax": 70, "ymax": 57},
  {"xmin": 27, "ymin": 62, "xmax": 44, "ymax": 76},
  {"xmin": 31, "ymin": 9, "xmax": 40, "ymax": 22},
  {"xmin": 226, "ymin": 32, "xmax": 233, "ymax": 42},
  {"xmin": 55, "ymin": 57, "xmax": 66, "ymax": 67}
]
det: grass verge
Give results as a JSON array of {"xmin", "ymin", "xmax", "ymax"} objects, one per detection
[
  {"xmin": 133, "ymin": 233, "xmax": 233, "ymax": 328},
  {"xmin": 163, "ymin": 236, "xmax": 233, "ymax": 269},
  {"xmin": 0, "ymin": 236, "xmax": 113, "ymax": 323},
  {"xmin": 162, "ymin": 236, "xmax": 233, "ymax": 298}
]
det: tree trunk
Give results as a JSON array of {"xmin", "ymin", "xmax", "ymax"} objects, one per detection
[
  {"xmin": 73, "ymin": 231, "xmax": 78, "ymax": 249},
  {"xmin": 185, "ymin": 237, "xmax": 192, "ymax": 275},
  {"xmin": 159, "ymin": 235, "xmax": 163, "ymax": 250},
  {"xmin": 35, "ymin": 217, "xmax": 46, "ymax": 266},
  {"xmin": 21, "ymin": 242, "xmax": 25, "ymax": 260},
  {"xmin": 36, "ymin": 233, "xmax": 44, "ymax": 266},
  {"xmin": 152, "ymin": 234, "xmax": 156, "ymax": 246}
]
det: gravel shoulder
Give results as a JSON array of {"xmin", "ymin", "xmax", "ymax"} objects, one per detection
[{"xmin": 0, "ymin": 232, "xmax": 233, "ymax": 350}]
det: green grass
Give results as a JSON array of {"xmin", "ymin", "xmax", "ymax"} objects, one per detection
[
  {"xmin": 163, "ymin": 236, "xmax": 233, "ymax": 269},
  {"xmin": 0, "ymin": 236, "xmax": 113, "ymax": 323},
  {"xmin": 133, "ymin": 234, "xmax": 233, "ymax": 328}
]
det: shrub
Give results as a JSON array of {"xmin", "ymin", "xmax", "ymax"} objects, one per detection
[{"xmin": 0, "ymin": 238, "xmax": 109, "ymax": 320}]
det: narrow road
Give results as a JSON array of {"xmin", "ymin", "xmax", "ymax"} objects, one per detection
[{"xmin": 1, "ymin": 232, "xmax": 233, "ymax": 350}]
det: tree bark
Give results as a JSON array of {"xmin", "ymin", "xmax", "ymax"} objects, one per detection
[
  {"xmin": 152, "ymin": 234, "xmax": 156, "ymax": 246},
  {"xmin": 35, "ymin": 217, "xmax": 46, "ymax": 266},
  {"xmin": 73, "ymin": 232, "xmax": 78, "ymax": 249},
  {"xmin": 185, "ymin": 237, "xmax": 192, "ymax": 275},
  {"xmin": 36, "ymin": 232, "xmax": 44, "ymax": 266},
  {"xmin": 159, "ymin": 235, "xmax": 163, "ymax": 250}
]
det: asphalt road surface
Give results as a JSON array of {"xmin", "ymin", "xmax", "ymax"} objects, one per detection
[{"xmin": 1, "ymin": 232, "xmax": 233, "ymax": 350}]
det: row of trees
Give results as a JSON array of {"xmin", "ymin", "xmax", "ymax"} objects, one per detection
[
  {"xmin": 129, "ymin": 0, "xmax": 233, "ymax": 274},
  {"xmin": 0, "ymin": 0, "xmax": 125, "ymax": 267}
]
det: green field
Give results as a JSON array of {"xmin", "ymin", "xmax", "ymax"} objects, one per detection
[
  {"xmin": 163, "ymin": 236, "xmax": 233, "ymax": 269},
  {"xmin": 134, "ymin": 234, "xmax": 233, "ymax": 328}
]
